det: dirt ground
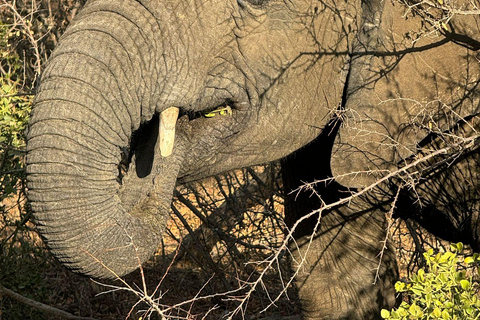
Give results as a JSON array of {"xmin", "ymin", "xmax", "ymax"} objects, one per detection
[{"xmin": 1, "ymin": 164, "xmax": 457, "ymax": 320}]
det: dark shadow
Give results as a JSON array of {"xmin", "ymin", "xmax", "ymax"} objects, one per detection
[
  {"xmin": 117, "ymin": 114, "xmax": 159, "ymax": 182},
  {"xmin": 280, "ymin": 112, "xmax": 355, "ymax": 238},
  {"xmin": 133, "ymin": 114, "xmax": 159, "ymax": 178}
]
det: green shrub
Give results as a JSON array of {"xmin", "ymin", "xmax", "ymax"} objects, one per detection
[
  {"xmin": 0, "ymin": 19, "xmax": 46, "ymax": 320},
  {"xmin": 0, "ymin": 20, "xmax": 32, "ymax": 202},
  {"xmin": 381, "ymin": 243, "xmax": 480, "ymax": 320},
  {"xmin": 0, "ymin": 79, "xmax": 31, "ymax": 148}
]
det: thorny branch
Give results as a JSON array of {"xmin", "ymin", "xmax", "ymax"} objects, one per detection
[
  {"xmin": 223, "ymin": 132, "xmax": 480, "ymax": 319},
  {"xmin": 396, "ymin": 0, "xmax": 480, "ymax": 43},
  {"xmin": 1, "ymin": 0, "xmax": 43, "ymax": 81}
]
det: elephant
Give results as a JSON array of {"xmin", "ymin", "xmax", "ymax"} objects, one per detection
[
  {"xmin": 280, "ymin": 1, "xmax": 480, "ymax": 318},
  {"xmin": 25, "ymin": 0, "xmax": 480, "ymax": 319}
]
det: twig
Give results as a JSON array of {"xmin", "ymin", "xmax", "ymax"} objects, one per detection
[
  {"xmin": 374, "ymin": 186, "xmax": 403, "ymax": 284},
  {"xmin": 0, "ymin": 284, "xmax": 98, "ymax": 320}
]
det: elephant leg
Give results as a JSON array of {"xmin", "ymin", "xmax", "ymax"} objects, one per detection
[
  {"xmin": 281, "ymin": 125, "xmax": 398, "ymax": 319},
  {"xmin": 288, "ymin": 200, "xmax": 398, "ymax": 320},
  {"xmin": 393, "ymin": 148, "xmax": 480, "ymax": 250}
]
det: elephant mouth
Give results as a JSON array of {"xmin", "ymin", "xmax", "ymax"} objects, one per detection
[{"xmin": 117, "ymin": 99, "xmax": 242, "ymax": 186}]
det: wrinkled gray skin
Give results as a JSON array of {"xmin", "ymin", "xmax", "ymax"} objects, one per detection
[
  {"xmin": 26, "ymin": 0, "xmax": 480, "ymax": 318},
  {"xmin": 280, "ymin": 1, "xmax": 480, "ymax": 317}
]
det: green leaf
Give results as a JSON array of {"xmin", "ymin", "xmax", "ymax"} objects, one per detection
[
  {"xmin": 465, "ymin": 256, "xmax": 475, "ymax": 264},
  {"xmin": 442, "ymin": 309, "xmax": 451, "ymax": 319},
  {"xmin": 460, "ymin": 280, "xmax": 470, "ymax": 290},
  {"xmin": 203, "ymin": 105, "xmax": 232, "ymax": 117},
  {"xmin": 455, "ymin": 271, "xmax": 465, "ymax": 281},
  {"xmin": 380, "ymin": 309, "xmax": 391, "ymax": 319},
  {"xmin": 465, "ymin": 307, "xmax": 474, "ymax": 315},
  {"xmin": 395, "ymin": 281, "xmax": 406, "ymax": 292},
  {"xmin": 439, "ymin": 252, "xmax": 455, "ymax": 264},
  {"xmin": 456, "ymin": 242, "xmax": 464, "ymax": 252},
  {"xmin": 432, "ymin": 307, "xmax": 442, "ymax": 317},
  {"xmin": 451, "ymin": 242, "xmax": 464, "ymax": 253},
  {"xmin": 409, "ymin": 304, "xmax": 422, "ymax": 316},
  {"xmin": 439, "ymin": 273, "xmax": 448, "ymax": 283},
  {"xmin": 397, "ymin": 306, "xmax": 408, "ymax": 317},
  {"xmin": 418, "ymin": 268, "xmax": 425, "ymax": 282},
  {"xmin": 411, "ymin": 286, "xmax": 423, "ymax": 295}
]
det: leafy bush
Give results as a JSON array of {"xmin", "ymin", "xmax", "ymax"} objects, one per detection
[
  {"xmin": 0, "ymin": 77, "xmax": 31, "ymax": 201},
  {"xmin": 0, "ymin": 19, "xmax": 45, "ymax": 320},
  {"xmin": 0, "ymin": 79, "xmax": 31, "ymax": 147},
  {"xmin": 0, "ymin": 19, "xmax": 32, "ymax": 201},
  {"xmin": 381, "ymin": 243, "xmax": 480, "ymax": 320}
]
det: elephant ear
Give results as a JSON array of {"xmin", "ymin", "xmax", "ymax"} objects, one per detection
[
  {"xmin": 332, "ymin": 0, "xmax": 480, "ymax": 188},
  {"xmin": 420, "ymin": 0, "xmax": 480, "ymax": 50},
  {"xmin": 331, "ymin": 0, "xmax": 480, "ymax": 250},
  {"xmin": 450, "ymin": 17, "xmax": 480, "ymax": 50}
]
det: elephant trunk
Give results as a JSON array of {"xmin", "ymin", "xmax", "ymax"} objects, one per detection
[{"xmin": 26, "ymin": 1, "xmax": 182, "ymax": 278}]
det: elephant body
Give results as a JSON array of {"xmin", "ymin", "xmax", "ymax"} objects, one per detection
[
  {"xmin": 27, "ymin": 0, "xmax": 356, "ymax": 277},
  {"xmin": 281, "ymin": 1, "xmax": 480, "ymax": 318},
  {"xmin": 26, "ymin": 0, "xmax": 480, "ymax": 318}
]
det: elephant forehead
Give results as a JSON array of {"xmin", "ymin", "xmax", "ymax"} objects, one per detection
[
  {"xmin": 331, "ymin": 0, "xmax": 480, "ymax": 188},
  {"xmin": 233, "ymin": 0, "xmax": 359, "ymax": 80}
]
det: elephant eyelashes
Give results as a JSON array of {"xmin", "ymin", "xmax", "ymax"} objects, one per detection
[
  {"xmin": 247, "ymin": 0, "xmax": 268, "ymax": 4},
  {"xmin": 238, "ymin": 0, "xmax": 269, "ymax": 8}
]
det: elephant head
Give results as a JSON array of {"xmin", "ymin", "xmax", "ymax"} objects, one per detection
[{"xmin": 26, "ymin": 0, "xmax": 369, "ymax": 278}]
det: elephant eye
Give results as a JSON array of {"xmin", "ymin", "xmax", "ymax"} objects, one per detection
[
  {"xmin": 238, "ymin": 0, "xmax": 269, "ymax": 8},
  {"xmin": 247, "ymin": 0, "xmax": 268, "ymax": 4}
]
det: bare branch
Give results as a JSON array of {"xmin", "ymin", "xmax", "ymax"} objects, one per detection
[{"xmin": 0, "ymin": 284, "xmax": 98, "ymax": 320}]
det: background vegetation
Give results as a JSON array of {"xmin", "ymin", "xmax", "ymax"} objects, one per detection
[
  {"xmin": 0, "ymin": 1, "xmax": 479, "ymax": 319},
  {"xmin": 382, "ymin": 243, "xmax": 480, "ymax": 320}
]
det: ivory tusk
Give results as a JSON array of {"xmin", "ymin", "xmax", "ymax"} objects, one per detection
[{"xmin": 159, "ymin": 107, "xmax": 179, "ymax": 157}]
